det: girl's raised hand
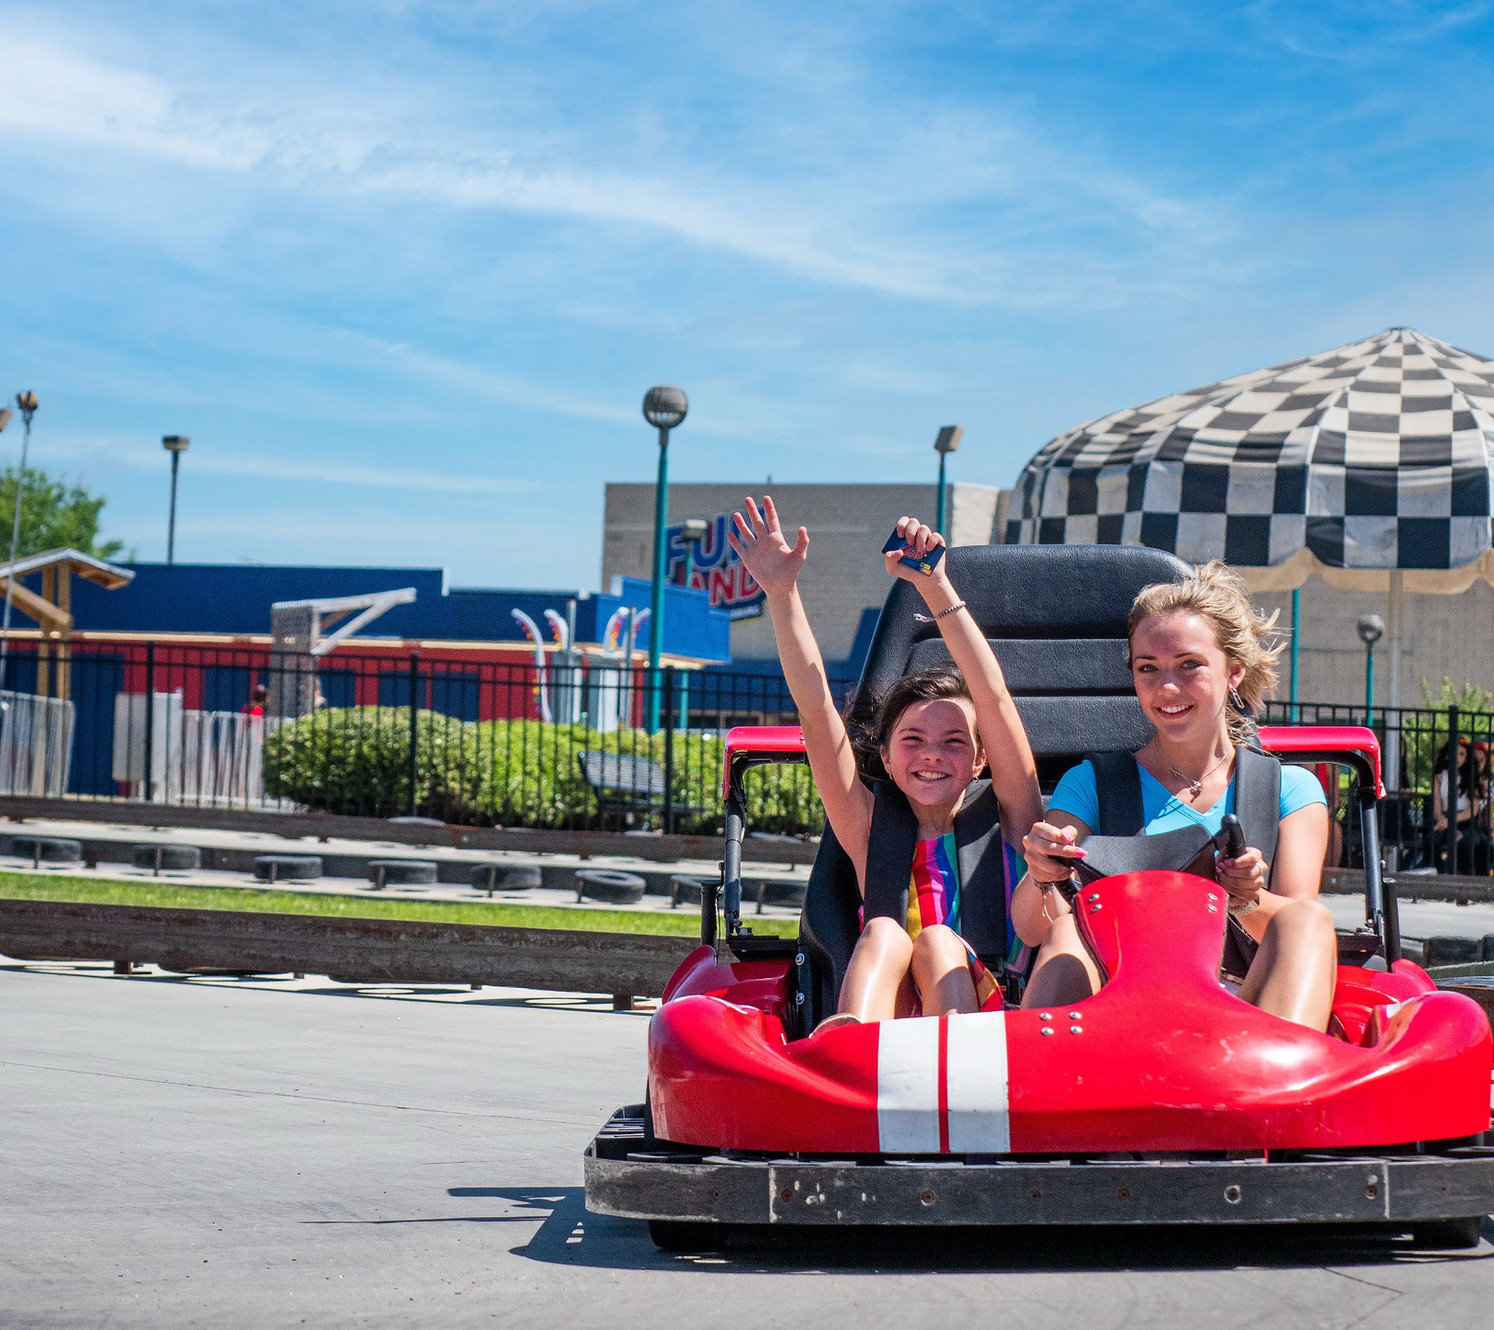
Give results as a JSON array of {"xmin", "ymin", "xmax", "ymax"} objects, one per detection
[
  {"xmin": 884, "ymin": 515, "xmax": 950, "ymax": 587},
  {"xmin": 727, "ymin": 495, "xmax": 809, "ymax": 599}
]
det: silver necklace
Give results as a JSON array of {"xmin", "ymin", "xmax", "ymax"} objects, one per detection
[{"xmin": 1162, "ymin": 749, "xmax": 1231, "ymax": 800}]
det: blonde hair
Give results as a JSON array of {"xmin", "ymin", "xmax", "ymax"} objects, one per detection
[{"xmin": 1127, "ymin": 560, "xmax": 1284, "ymax": 743}]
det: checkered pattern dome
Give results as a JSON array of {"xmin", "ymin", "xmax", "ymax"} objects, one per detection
[{"xmin": 1005, "ymin": 328, "xmax": 1494, "ymax": 570}]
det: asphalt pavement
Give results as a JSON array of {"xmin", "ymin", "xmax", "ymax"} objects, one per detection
[{"xmin": 4, "ymin": 957, "xmax": 1494, "ymax": 1330}]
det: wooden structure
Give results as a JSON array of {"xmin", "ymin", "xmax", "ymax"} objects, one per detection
[{"xmin": 0, "ymin": 549, "xmax": 134, "ymax": 700}]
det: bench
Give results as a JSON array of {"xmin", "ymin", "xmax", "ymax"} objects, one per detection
[{"xmin": 576, "ymin": 750, "xmax": 705, "ymax": 832}]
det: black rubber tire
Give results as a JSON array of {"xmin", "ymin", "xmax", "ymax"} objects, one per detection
[
  {"xmin": 366, "ymin": 859, "xmax": 437, "ymax": 886},
  {"xmin": 12, "ymin": 836, "xmax": 82, "ymax": 863},
  {"xmin": 253, "ymin": 855, "xmax": 323, "ymax": 882},
  {"xmin": 648, "ymin": 1220, "xmax": 729, "ymax": 1253},
  {"xmin": 471, "ymin": 863, "xmax": 542, "ymax": 891},
  {"xmin": 669, "ymin": 875, "xmax": 709, "ymax": 907},
  {"xmin": 132, "ymin": 844, "xmax": 202, "ymax": 871},
  {"xmin": 1408, "ymin": 1216, "xmax": 1484, "ymax": 1249},
  {"xmin": 575, "ymin": 869, "xmax": 646, "ymax": 904},
  {"xmin": 756, "ymin": 878, "xmax": 808, "ymax": 907}
]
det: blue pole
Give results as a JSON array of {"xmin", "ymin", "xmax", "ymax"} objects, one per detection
[
  {"xmin": 1290, "ymin": 587, "xmax": 1300, "ymax": 712},
  {"xmin": 647, "ymin": 427, "xmax": 669, "ymax": 732},
  {"xmin": 935, "ymin": 451, "xmax": 948, "ymax": 534}
]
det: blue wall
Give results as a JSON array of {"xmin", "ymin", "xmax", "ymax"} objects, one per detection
[{"xmin": 41, "ymin": 562, "xmax": 732, "ymax": 663}]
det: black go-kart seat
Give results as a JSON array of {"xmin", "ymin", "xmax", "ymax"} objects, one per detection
[{"xmin": 794, "ymin": 542, "xmax": 1191, "ymax": 1032}]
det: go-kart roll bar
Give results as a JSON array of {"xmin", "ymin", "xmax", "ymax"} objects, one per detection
[
  {"xmin": 719, "ymin": 727, "xmax": 809, "ymax": 946},
  {"xmin": 1257, "ymin": 726, "xmax": 1399, "ymax": 964}
]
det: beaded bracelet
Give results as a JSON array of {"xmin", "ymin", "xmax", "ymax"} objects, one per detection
[{"xmin": 913, "ymin": 599, "xmax": 967, "ymax": 623}]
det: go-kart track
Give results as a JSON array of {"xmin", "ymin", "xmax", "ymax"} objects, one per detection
[{"xmin": 4, "ymin": 957, "xmax": 1494, "ymax": 1330}]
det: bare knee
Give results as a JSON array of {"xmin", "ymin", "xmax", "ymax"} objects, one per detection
[
  {"xmin": 858, "ymin": 915, "xmax": 913, "ymax": 962},
  {"xmin": 911, "ymin": 924, "xmax": 966, "ymax": 966},
  {"xmin": 1269, "ymin": 898, "xmax": 1336, "ymax": 944}
]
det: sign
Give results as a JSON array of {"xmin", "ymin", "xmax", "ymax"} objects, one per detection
[{"xmin": 665, "ymin": 513, "xmax": 765, "ymax": 621}]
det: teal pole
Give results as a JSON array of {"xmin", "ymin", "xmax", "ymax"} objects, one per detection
[
  {"xmin": 1364, "ymin": 643, "xmax": 1375, "ymax": 722},
  {"xmin": 647, "ymin": 427, "xmax": 669, "ymax": 732},
  {"xmin": 935, "ymin": 451, "xmax": 948, "ymax": 534},
  {"xmin": 1290, "ymin": 588, "xmax": 1300, "ymax": 712}
]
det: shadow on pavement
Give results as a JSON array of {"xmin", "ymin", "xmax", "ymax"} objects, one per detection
[{"xmin": 488, "ymin": 1188, "xmax": 1494, "ymax": 1275}]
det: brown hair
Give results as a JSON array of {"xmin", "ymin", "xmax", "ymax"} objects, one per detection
[
  {"xmin": 1127, "ymin": 560, "xmax": 1283, "ymax": 743},
  {"xmin": 848, "ymin": 663, "xmax": 975, "ymax": 778}
]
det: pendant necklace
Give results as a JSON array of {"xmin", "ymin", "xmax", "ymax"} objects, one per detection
[{"xmin": 1163, "ymin": 749, "xmax": 1231, "ymax": 800}]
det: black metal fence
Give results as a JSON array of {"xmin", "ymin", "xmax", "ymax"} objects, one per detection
[
  {"xmin": 3, "ymin": 637, "xmax": 1489, "ymax": 872},
  {"xmin": 0, "ymin": 643, "xmax": 847, "ymax": 836},
  {"xmin": 1264, "ymin": 701, "xmax": 1494, "ymax": 875}
]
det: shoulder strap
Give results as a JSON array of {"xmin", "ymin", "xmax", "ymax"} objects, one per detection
[
  {"xmin": 862, "ymin": 780, "xmax": 918, "ymax": 925},
  {"xmin": 1086, "ymin": 751, "xmax": 1145, "ymax": 836},
  {"xmin": 1233, "ymin": 746, "xmax": 1282, "ymax": 881},
  {"xmin": 952, "ymin": 781, "xmax": 1006, "ymax": 963}
]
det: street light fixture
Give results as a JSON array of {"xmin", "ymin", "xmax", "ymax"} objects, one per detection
[
  {"xmin": 1357, "ymin": 614, "xmax": 1384, "ymax": 718},
  {"xmin": 0, "ymin": 392, "xmax": 40, "ymax": 693},
  {"xmin": 933, "ymin": 425, "xmax": 962, "ymax": 536},
  {"xmin": 162, "ymin": 435, "xmax": 190, "ymax": 564},
  {"xmin": 642, "ymin": 386, "xmax": 688, "ymax": 732}
]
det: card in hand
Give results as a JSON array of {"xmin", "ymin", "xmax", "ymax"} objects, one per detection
[{"xmin": 882, "ymin": 529, "xmax": 946, "ymax": 573}]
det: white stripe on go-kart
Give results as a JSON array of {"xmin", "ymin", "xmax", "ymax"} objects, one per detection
[{"xmin": 876, "ymin": 1013, "xmax": 1010, "ymax": 1154}]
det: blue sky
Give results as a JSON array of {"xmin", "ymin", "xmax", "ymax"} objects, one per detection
[{"xmin": 3, "ymin": 1, "xmax": 1494, "ymax": 587}]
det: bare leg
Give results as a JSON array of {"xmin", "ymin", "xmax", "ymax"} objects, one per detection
[
  {"xmin": 1022, "ymin": 913, "xmax": 1101, "ymax": 1010},
  {"xmin": 1236, "ymin": 898, "xmax": 1337, "ymax": 1030},
  {"xmin": 910, "ymin": 925, "xmax": 979, "ymax": 1016},
  {"xmin": 835, "ymin": 916, "xmax": 914, "ymax": 1024}
]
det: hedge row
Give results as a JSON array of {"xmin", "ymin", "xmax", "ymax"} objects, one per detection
[{"xmin": 262, "ymin": 707, "xmax": 823, "ymax": 836}]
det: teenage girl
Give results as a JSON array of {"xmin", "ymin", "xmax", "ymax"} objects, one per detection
[
  {"xmin": 1019, "ymin": 562, "xmax": 1336, "ymax": 1029},
  {"xmin": 729, "ymin": 498, "xmax": 1044, "ymax": 1027}
]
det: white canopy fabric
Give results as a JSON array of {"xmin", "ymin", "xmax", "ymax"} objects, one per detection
[{"xmin": 1005, "ymin": 327, "xmax": 1494, "ymax": 591}]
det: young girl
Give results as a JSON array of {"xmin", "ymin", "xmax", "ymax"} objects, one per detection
[
  {"xmin": 1019, "ymin": 561, "xmax": 1336, "ymax": 1029},
  {"xmin": 728, "ymin": 497, "xmax": 1043, "ymax": 1027}
]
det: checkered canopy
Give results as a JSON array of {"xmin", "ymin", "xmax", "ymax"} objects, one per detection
[{"xmin": 1005, "ymin": 328, "xmax": 1494, "ymax": 572}]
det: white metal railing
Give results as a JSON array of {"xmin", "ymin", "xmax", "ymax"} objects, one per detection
[
  {"xmin": 113, "ymin": 694, "xmax": 289, "ymax": 807},
  {"xmin": 0, "ymin": 689, "xmax": 75, "ymax": 797}
]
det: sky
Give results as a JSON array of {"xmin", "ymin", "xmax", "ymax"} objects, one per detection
[{"xmin": 3, "ymin": 1, "xmax": 1494, "ymax": 588}]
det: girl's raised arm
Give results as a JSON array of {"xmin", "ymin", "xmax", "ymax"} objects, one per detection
[
  {"xmin": 884, "ymin": 518, "xmax": 1043, "ymax": 844},
  {"xmin": 728, "ymin": 497, "xmax": 873, "ymax": 875}
]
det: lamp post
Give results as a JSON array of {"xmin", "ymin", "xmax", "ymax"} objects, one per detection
[
  {"xmin": 1357, "ymin": 614, "xmax": 1384, "ymax": 722},
  {"xmin": 162, "ymin": 435, "xmax": 190, "ymax": 563},
  {"xmin": 642, "ymin": 386, "xmax": 688, "ymax": 733},
  {"xmin": 933, "ymin": 425, "xmax": 962, "ymax": 535},
  {"xmin": 0, "ymin": 392, "xmax": 38, "ymax": 694}
]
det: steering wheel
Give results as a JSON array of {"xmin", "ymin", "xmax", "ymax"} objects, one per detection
[{"xmin": 1059, "ymin": 813, "xmax": 1247, "ymax": 901}]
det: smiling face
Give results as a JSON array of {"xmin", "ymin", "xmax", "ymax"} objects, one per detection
[
  {"xmin": 880, "ymin": 696, "xmax": 985, "ymax": 811},
  {"xmin": 1129, "ymin": 610, "xmax": 1245, "ymax": 746}
]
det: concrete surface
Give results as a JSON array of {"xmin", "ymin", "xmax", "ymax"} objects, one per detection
[{"xmin": 4, "ymin": 957, "xmax": 1494, "ymax": 1329}]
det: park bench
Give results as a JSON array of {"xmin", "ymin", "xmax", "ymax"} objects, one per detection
[{"xmin": 577, "ymin": 750, "xmax": 702, "ymax": 832}]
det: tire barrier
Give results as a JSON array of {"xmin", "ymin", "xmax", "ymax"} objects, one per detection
[
  {"xmin": 367, "ymin": 859, "xmax": 438, "ymax": 888},
  {"xmin": 10, "ymin": 836, "xmax": 83, "ymax": 865},
  {"xmin": 131, "ymin": 844, "xmax": 203, "ymax": 873},
  {"xmin": 575, "ymin": 869, "xmax": 646, "ymax": 905},
  {"xmin": 253, "ymin": 855, "xmax": 323, "ymax": 883},
  {"xmin": 669, "ymin": 874, "xmax": 710, "ymax": 908},
  {"xmin": 471, "ymin": 863, "xmax": 543, "ymax": 896}
]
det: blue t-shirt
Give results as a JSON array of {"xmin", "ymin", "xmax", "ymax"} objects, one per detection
[{"xmin": 1048, "ymin": 758, "xmax": 1326, "ymax": 835}]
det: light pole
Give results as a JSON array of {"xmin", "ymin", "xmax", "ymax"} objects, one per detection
[
  {"xmin": 162, "ymin": 435, "xmax": 190, "ymax": 563},
  {"xmin": 933, "ymin": 425, "xmax": 962, "ymax": 535},
  {"xmin": 1358, "ymin": 614, "xmax": 1384, "ymax": 722},
  {"xmin": 642, "ymin": 386, "xmax": 688, "ymax": 732},
  {"xmin": 0, "ymin": 392, "xmax": 38, "ymax": 694}
]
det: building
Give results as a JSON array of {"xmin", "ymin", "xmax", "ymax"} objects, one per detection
[{"xmin": 603, "ymin": 482, "xmax": 1006, "ymax": 676}]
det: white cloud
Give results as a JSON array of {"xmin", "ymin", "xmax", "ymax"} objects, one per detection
[{"xmin": 0, "ymin": 22, "xmax": 1232, "ymax": 307}]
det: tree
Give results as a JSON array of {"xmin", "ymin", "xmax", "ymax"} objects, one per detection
[{"xmin": 0, "ymin": 465, "xmax": 123, "ymax": 561}]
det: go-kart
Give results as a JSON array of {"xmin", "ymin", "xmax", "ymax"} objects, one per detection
[{"xmin": 584, "ymin": 545, "xmax": 1494, "ymax": 1250}]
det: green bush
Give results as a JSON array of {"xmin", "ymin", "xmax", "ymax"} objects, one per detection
[
  {"xmin": 264, "ymin": 708, "xmax": 825, "ymax": 836},
  {"xmin": 263, "ymin": 707, "xmax": 482, "ymax": 820}
]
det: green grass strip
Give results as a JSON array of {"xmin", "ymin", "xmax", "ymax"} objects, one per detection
[{"xmin": 0, "ymin": 872, "xmax": 798, "ymax": 938}]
